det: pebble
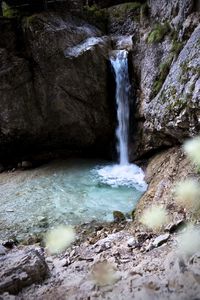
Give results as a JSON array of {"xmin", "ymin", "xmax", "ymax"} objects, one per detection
[
  {"xmin": 152, "ymin": 233, "xmax": 170, "ymax": 248},
  {"xmin": 127, "ymin": 237, "xmax": 137, "ymax": 248},
  {"xmin": 46, "ymin": 256, "xmax": 53, "ymax": 263}
]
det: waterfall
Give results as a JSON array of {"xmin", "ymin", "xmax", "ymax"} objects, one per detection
[
  {"xmin": 110, "ymin": 50, "xmax": 130, "ymax": 165},
  {"xmin": 95, "ymin": 49, "xmax": 147, "ymax": 192}
]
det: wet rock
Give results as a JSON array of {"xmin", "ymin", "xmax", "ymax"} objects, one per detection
[
  {"xmin": 113, "ymin": 211, "xmax": 126, "ymax": 222},
  {"xmin": 152, "ymin": 233, "xmax": 170, "ymax": 248},
  {"xmin": 0, "ymin": 248, "xmax": 49, "ymax": 294}
]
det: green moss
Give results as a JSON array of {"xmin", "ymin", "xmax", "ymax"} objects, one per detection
[
  {"xmin": 110, "ymin": 2, "xmax": 142, "ymax": 19},
  {"xmin": 82, "ymin": 5, "xmax": 108, "ymax": 32},
  {"xmin": 147, "ymin": 22, "xmax": 171, "ymax": 44},
  {"xmin": 189, "ymin": 82, "xmax": 195, "ymax": 93},
  {"xmin": 117, "ymin": 2, "xmax": 142, "ymax": 13},
  {"xmin": 169, "ymin": 86, "xmax": 177, "ymax": 97},
  {"xmin": 166, "ymin": 96, "xmax": 187, "ymax": 112},
  {"xmin": 171, "ymin": 40, "xmax": 184, "ymax": 57},
  {"xmin": 171, "ymin": 98, "xmax": 187, "ymax": 109},
  {"xmin": 152, "ymin": 55, "xmax": 173, "ymax": 95},
  {"xmin": 180, "ymin": 77, "xmax": 188, "ymax": 85},
  {"xmin": 180, "ymin": 61, "xmax": 189, "ymax": 75},
  {"xmin": 113, "ymin": 211, "xmax": 126, "ymax": 222},
  {"xmin": 2, "ymin": 2, "xmax": 19, "ymax": 18},
  {"xmin": 23, "ymin": 14, "xmax": 36, "ymax": 28}
]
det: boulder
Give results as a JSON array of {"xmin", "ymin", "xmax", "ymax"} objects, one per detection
[
  {"xmin": 0, "ymin": 13, "xmax": 114, "ymax": 159},
  {"xmin": 152, "ymin": 233, "xmax": 170, "ymax": 248},
  {"xmin": 0, "ymin": 248, "xmax": 49, "ymax": 294}
]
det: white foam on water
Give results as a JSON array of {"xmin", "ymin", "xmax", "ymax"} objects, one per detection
[{"xmin": 95, "ymin": 163, "xmax": 148, "ymax": 192}]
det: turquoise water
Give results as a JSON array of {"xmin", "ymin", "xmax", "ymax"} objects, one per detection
[{"xmin": 0, "ymin": 159, "xmax": 146, "ymax": 240}]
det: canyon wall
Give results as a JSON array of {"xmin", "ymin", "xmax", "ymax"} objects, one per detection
[{"xmin": 0, "ymin": 0, "xmax": 199, "ymax": 161}]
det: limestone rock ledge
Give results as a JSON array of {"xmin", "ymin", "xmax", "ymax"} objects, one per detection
[{"xmin": 0, "ymin": 247, "xmax": 49, "ymax": 295}]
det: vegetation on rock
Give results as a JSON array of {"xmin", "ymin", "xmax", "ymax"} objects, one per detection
[
  {"xmin": 147, "ymin": 22, "xmax": 171, "ymax": 44},
  {"xmin": 152, "ymin": 55, "xmax": 174, "ymax": 96},
  {"xmin": 82, "ymin": 4, "xmax": 108, "ymax": 31}
]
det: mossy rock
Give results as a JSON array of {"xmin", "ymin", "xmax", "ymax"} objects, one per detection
[
  {"xmin": 152, "ymin": 54, "xmax": 174, "ymax": 96},
  {"xmin": 108, "ymin": 1, "xmax": 143, "ymax": 22},
  {"xmin": 82, "ymin": 4, "xmax": 108, "ymax": 32},
  {"xmin": 147, "ymin": 22, "xmax": 171, "ymax": 44},
  {"xmin": 171, "ymin": 40, "xmax": 184, "ymax": 57},
  {"xmin": 113, "ymin": 210, "xmax": 126, "ymax": 222},
  {"xmin": 2, "ymin": 2, "xmax": 20, "ymax": 18}
]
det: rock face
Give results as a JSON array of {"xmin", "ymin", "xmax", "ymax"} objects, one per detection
[
  {"xmin": 142, "ymin": 24, "xmax": 200, "ymax": 154},
  {"xmin": 0, "ymin": 247, "xmax": 49, "ymax": 294},
  {"xmin": 0, "ymin": 13, "xmax": 115, "ymax": 160},
  {"xmin": 107, "ymin": 0, "xmax": 200, "ymax": 159},
  {"xmin": 134, "ymin": 146, "xmax": 199, "ymax": 223},
  {"xmin": 0, "ymin": 0, "xmax": 199, "ymax": 161}
]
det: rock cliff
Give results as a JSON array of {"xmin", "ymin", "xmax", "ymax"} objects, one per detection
[
  {"xmin": 0, "ymin": 13, "xmax": 115, "ymax": 160},
  {"xmin": 0, "ymin": 0, "xmax": 199, "ymax": 161}
]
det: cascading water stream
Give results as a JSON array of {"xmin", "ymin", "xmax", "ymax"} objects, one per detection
[
  {"xmin": 110, "ymin": 50, "xmax": 130, "ymax": 165},
  {"xmin": 96, "ymin": 49, "xmax": 147, "ymax": 192}
]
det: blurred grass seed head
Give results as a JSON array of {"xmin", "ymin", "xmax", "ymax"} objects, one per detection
[
  {"xmin": 141, "ymin": 205, "xmax": 169, "ymax": 230},
  {"xmin": 45, "ymin": 225, "xmax": 76, "ymax": 254}
]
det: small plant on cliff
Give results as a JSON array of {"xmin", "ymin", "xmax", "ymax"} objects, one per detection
[
  {"xmin": 184, "ymin": 136, "xmax": 200, "ymax": 168},
  {"xmin": 2, "ymin": 1, "xmax": 19, "ymax": 18},
  {"xmin": 177, "ymin": 224, "xmax": 200, "ymax": 256},
  {"xmin": 111, "ymin": 2, "xmax": 142, "ymax": 21},
  {"xmin": 45, "ymin": 225, "xmax": 75, "ymax": 254},
  {"xmin": 82, "ymin": 4, "xmax": 108, "ymax": 32},
  {"xmin": 141, "ymin": 205, "xmax": 169, "ymax": 231},
  {"xmin": 152, "ymin": 54, "xmax": 174, "ymax": 96},
  {"xmin": 91, "ymin": 261, "xmax": 118, "ymax": 286},
  {"xmin": 147, "ymin": 22, "xmax": 171, "ymax": 44},
  {"xmin": 173, "ymin": 136, "xmax": 200, "ymax": 220},
  {"xmin": 174, "ymin": 179, "xmax": 200, "ymax": 213}
]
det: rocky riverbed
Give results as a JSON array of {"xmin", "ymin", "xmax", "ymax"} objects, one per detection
[{"xmin": 1, "ymin": 219, "xmax": 200, "ymax": 300}]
